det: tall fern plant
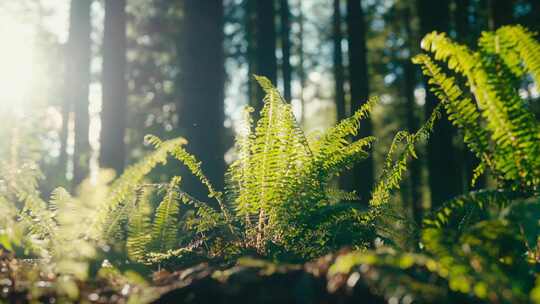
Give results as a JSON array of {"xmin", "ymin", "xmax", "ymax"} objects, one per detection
[
  {"xmin": 227, "ymin": 76, "xmax": 379, "ymax": 255},
  {"xmin": 93, "ymin": 75, "xmax": 435, "ymax": 263},
  {"xmin": 118, "ymin": 76, "xmax": 384, "ymax": 262}
]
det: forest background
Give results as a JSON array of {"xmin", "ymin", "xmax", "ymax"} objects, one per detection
[{"xmin": 0, "ymin": 0, "xmax": 538, "ymax": 227}]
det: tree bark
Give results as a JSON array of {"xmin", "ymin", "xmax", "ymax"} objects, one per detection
[
  {"xmin": 298, "ymin": 1, "xmax": 306, "ymax": 123},
  {"xmin": 279, "ymin": 0, "xmax": 292, "ymax": 102},
  {"xmin": 454, "ymin": 0, "xmax": 470, "ymax": 42},
  {"xmin": 66, "ymin": 0, "xmax": 92, "ymax": 188},
  {"xmin": 401, "ymin": 5, "xmax": 423, "ymax": 226},
  {"xmin": 418, "ymin": 0, "xmax": 461, "ymax": 208},
  {"xmin": 488, "ymin": 0, "xmax": 514, "ymax": 29},
  {"xmin": 58, "ymin": 85, "xmax": 70, "ymax": 179},
  {"xmin": 100, "ymin": 0, "xmax": 127, "ymax": 175},
  {"xmin": 527, "ymin": 0, "xmax": 540, "ymax": 31},
  {"xmin": 246, "ymin": 0, "xmax": 256, "ymax": 107},
  {"xmin": 333, "ymin": 0, "xmax": 346, "ymax": 122},
  {"xmin": 252, "ymin": 0, "xmax": 277, "ymax": 114},
  {"xmin": 345, "ymin": 0, "xmax": 373, "ymax": 201},
  {"xmin": 178, "ymin": 0, "xmax": 226, "ymax": 199}
]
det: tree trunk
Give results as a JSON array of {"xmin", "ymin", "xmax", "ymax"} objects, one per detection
[
  {"xmin": 178, "ymin": 0, "xmax": 225, "ymax": 199},
  {"xmin": 401, "ymin": 5, "xmax": 423, "ymax": 226},
  {"xmin": 252, "ymin": 0, "xmax": 277, "ymax": 114},
  {"xmin": 333, "ymin": 0, "xmax": 346, "ymax": 122},
  {"xmin": 488, "ymin": 0, "xmax": 514, "ymax": 29},
  {"xmin": 246, "ymin": 0, "xmax": 256, "ymax": 107},
  {"xmin": 100, "ymin": 0, "xmax": 127, "ymax": 175},
  {"xmin": 66, "ymin": 0, "xmax": 92, "ymax": 188},
  {"xmin": 454, "ymin": 0, "xmax": 470, "ymax": 42},
  {"xmin": 279, "ymin": 0, "xmax": 292, "ymax": 102},
  {"xmin": 527, "ymin": 0, "xmax": 540, "ymax": 31},
  {"xmin": 345, "ymin": 0, "xmax": 373, "ymax": 202},
  {"xmin": 418, "ymin": 0, "xmax": 461, "ymax": 208},
  {"xmin": 298, "ymin": 1, "xmax": 306, "ymax": 123},
  {"xmin": 58, "ymin": 86, "xmax": 70, "ymax": 179}
]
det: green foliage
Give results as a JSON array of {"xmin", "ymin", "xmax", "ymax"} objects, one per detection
[
  {"xmin": 2, "ymin": 74, "xmax": 431, "ymax": 287},
  {"xmin": 226, "ymin": 75, "xmax": 381, "ymax": 257},
  {"xmin": 311, "ymin": 25, "xmax": 540, "ymax": 303},
  {"xmin": 89, "ymin": 137, "xmax": 187, "ymax": 243},
  {"xmin": 422, "ymin": 191, "xmax": 539, "ymax": 302},
  {"xmin": 370, "ymin": 103, "xmax": 441, "ymax": 207},
  {"xmin": 313, "ymin": 25, "xmax": 540, "ymax": 304},
  {"xmin": 413, "ymin": 25, "xmax": 540, "ymax": 191},
  {"xmin": 11, "ymin": 35, "xmax": 540, "ymax": 300},
  {"xmin": 151, "ymin": 177, "xmax": 182, "ymax": 253},
  {"xmin": 126, "ymin": 187, "xmax": 153, "ymax": 263}
]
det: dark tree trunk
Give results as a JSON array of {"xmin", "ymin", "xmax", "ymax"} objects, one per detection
[
  {"xmin": 100, "ymin": 0, "xmax": 127, "ymax": 175},
  {"xmin": 178, "ymin": 0, "xmax": 226, "ymax": 199},
  {"xmin": 401, "ymin": 5, "xmax": 423, "ymax": 226},
  {"xmin": 279, "ymin": 0, "xmax": 292, "ymax": 102},
  {"xmin": 488, "ymin": 0, "xmax": 514, "ymax": 29},
  {"xmin": 527, "ymin": 0, "xmax": 540, "ymax": 31},
  {"xmin": 454, "ymin": 0, "xmax": 470, "ymax": 42},
  {"xmin": 345, "ymin": 0, "xmax": 373, "ymax": 202},
  {"xmin": 333, "ymin": 0, "xmax": 346, "ymax": 122},
  {"xmin": 298, "ymin": 2, "xmax": 306, "ymax": 123},
  {"xmin": 245, "ymin": 0, "xmax": 256, "ymax": 106},
  {"xmin": 252, "ymin": 0, "xmax": 277, "ymax": 114},
  {"xmin": 418, "ymin": 0, "xmax": 461, "ymax": 208},
  {"xmin": 66, "ymin": 0, "xmax": 92, "ymax": 188}
]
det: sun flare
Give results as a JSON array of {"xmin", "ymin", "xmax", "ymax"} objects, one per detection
[{"xmin": 0, "ymin": 15, "xmax": 37, "ymax": 113}]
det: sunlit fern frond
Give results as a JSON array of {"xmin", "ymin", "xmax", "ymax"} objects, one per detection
[
  {"xmin": 151, "ymin": 176, "xmax": 182, "ymax": 253},
  {"xmin": 310, "ymin": 97, "xmax": 378, "ymax": 183},
  {"xmin": 370, "ymin": 103, "xmax": 441, "ymax": 207},
  {"xmin": 415, "ymin": 28, "xmax": 540, "ymax": 190},
  {"xmin": 126, "ymin": 187, "xmax": 152, "ymax": 263},
  {"xmin": 231, "ymin": 76, "xmax": 311, "ymax": 218},
  {"xmin": 489, "ymin": 25, "xmax": 540, "ymax": 86},
  {"xmin": 89, "ymin": 137, "xmax": 186, "ymax": 243}
]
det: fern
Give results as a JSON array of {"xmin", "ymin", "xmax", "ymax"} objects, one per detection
[
  {"xmin": 413, "ymin": 27, "xmax": 540, "ymax": 191},
  {"xmin": 222, "ymin": 76, "xmax": 383, "ymax": 255},
  {"xmin": 151, "ymin": 177, "xmax": 182, "ymax": 253},
  {"xmin": 370, "ymin": 103, "xmax": 442, "ymax": 207},
  {"xmin": 126, "ymin": 187, "xmax": 152, "ymax": 263},
  {"xmin": 490, "ymin": 25, "xmax": 540, "ymax": 86},
  {"xmin": 89, "ymin": 137, "xmax": 187, "ymax": 242}
]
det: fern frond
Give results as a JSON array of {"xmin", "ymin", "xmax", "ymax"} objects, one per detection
[
  {"xmin": 233, "ymin": 76, "xmax": 311, "ymax": 218},
  {"xmin": 311, "ymin": 97, "xmax": 378, "ymax": 165},
  {"xmin": 89, "ymin": 137, "xmax": 186, "ymax": 242},
  {"xmin": 151, "ymin": 177, "xmax": 182, "ymax": 253},
  {"xmin": 413, "ymin": 54, "xmax": 491, "ymax": 159},
  {"xmin": 126, "ymin": 187, "xmax": 152, "ymax": 263},
  {"xmin": 494, "ymin": 25, "xmax": 540, "ymax": 86},
  {"xmin": 370, "ymin": 104, "xmax": 441, "ymax": 206},
  {"xmin": 417, "ymin": 29, "xmax": 540, "ymax": 189}
]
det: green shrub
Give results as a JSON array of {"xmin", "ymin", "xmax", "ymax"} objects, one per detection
[{"xmin": 325, "ymin": 25, "xmax": 540, "ymax": 304}]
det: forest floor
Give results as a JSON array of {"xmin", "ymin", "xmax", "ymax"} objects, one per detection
[{"xmin": 0, "ymin": 248, "xmax": 387, "ymax": 304}]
